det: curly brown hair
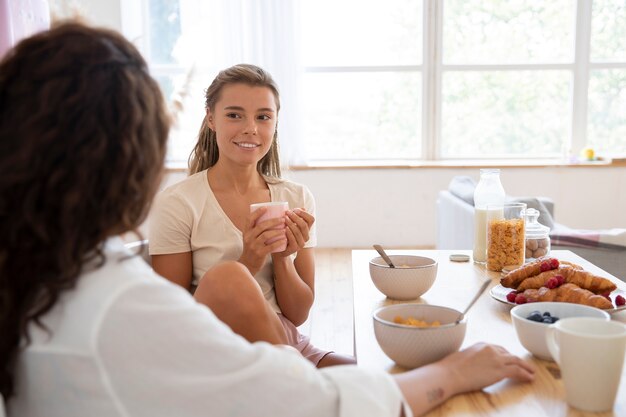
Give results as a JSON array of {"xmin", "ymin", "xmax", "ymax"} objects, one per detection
[
  {"xmin": 0, "ymin": 22, "xmax": 170, "ymax": 399},
  {"xmin": 188, "ymin": 64, "xmax": 282, "ymax": 178}
]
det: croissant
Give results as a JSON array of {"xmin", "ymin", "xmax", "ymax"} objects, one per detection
[
  {"xmin": 521, "ymin": 283, "xmax": 613, "ymax": 309},
  {"xmin": 516, "ymin": 267, "xmax": 574, "ymax": 291},
  {"xmin": 559, "ymin": 260, "xmax": 583, "ymax": 270},
  {"xmin": 501, "ymin": 257, "xmax": 559, "ymax": 289},
  {"xmin": 562, "ymin": 269, "xmax": 617, "ymax": 294},
  {"xmin": 516, "ymin": 266, "xmax": 617, "ymax": 294}
]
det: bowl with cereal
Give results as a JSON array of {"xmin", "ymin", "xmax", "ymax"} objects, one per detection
[
  {"xmin": 373, "ymin": 303, "xmax": 466, "ymax": 369},
  {"xmin": 511, "ymin": 301, "xmax": 610, "ymax": 361},
  {"xmin": 369, "ymin": 255, "xmax": 438, "ymax": 300}
]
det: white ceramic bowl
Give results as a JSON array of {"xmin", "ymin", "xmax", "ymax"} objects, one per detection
[
  {"xmin": 373, "ymin": 304, "xmax": 467, "ymax": 369},
  {"xmin": 511, "ymin": 302, "xmax": 611, "ymax": 361},
  {"xmin": 369, "ymin": 255, "xmax": 438, "ymax": 300}
]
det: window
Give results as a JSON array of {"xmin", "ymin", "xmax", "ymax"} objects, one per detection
[
  {"xmin": 125, "ymin": 0, "xmax": 626, "ymax": 165},
  {"xmin": 587, "ymin": 0, "xmax": 626, "ymax": 155},
  {"xmin": 440, "ymin": 1, "xmax": 576, "ymax": 159},
  {"xmin": 301, "ymin": 0, "xmax": 423, "ymax": 161}
]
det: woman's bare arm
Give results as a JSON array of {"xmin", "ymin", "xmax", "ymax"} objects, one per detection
[
  {"xmin": 272, "ymin": 248, "xmax": 315, "ymax": 326},
  {"xmin": 394, "ymin": 343, "xmax": 536, "ymax": 416},
  {"xmin": 152, "ymin": 252, "xmax": 193, "ymax": 291}
]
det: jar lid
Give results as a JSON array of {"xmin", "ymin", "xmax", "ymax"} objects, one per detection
[{"xmin": 525, "ymin": 208, "xmax": 549, "ymax": 238}]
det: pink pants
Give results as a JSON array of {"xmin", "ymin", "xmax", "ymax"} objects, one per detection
[{"xmin": 278, "ymin": 314, "xmax": 332, "ymax": 366}]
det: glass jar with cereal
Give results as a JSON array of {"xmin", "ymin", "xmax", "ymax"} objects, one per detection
[
  {"xmin": 524, "ymin": 208, "xmax": 551, "ymax": 261},
  {"xmin": 486, "ymin": 202, "xmax": 526, "ymax": 272}
]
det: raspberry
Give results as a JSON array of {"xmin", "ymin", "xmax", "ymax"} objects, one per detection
[
  {"xmin": 540, "ymin": 261, "xmax": 550, "ymax": 272},
  {"xmin": 545, "ymin": 277, "xmax": 558, "ymax": 289},
  {"xmin": 616, "ymin": 295, "xmax": 626, "ymax": 307},
  {"xmin": 602, "ymin": 291, "xmax": 611, "ymax": 300},
  {"xmin": 555, "ymin": 275, "xmax": 565, "ymax": 286},
  {"xmin": 506, "ymin": 291, "xmax": 518, "ymax": 303},
  {"xmin": 515, "ymin": 294, "xmax": 527, "ymax": 304},
  {"xmin": 549, "ymin": 258, "xmax": 560, "ymax": 269}
]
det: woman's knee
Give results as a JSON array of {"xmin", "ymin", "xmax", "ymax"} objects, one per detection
[
  {"xmin": 200, "ymin": 261, "xmax": 249, "ymax": 288},
  {"xmin": 195, "ymin": 261, "xmax": 286, "ymax": 344},
  {"xmin": 195, "ymin": 262, "xmax": 265, "ymax": 312}
]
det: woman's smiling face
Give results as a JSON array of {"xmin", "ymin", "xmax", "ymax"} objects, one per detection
[{"xmin": 207, "ymin": 83, "xmax": 278, "ymax": 167}]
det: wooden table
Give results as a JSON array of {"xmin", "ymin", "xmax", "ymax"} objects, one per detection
[{"xmin": 352, "ymin": 249, "xmax": 626, "ymax": 417}]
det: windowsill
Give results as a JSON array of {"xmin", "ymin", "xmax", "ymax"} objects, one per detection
[
  {"xmin": 164, "ymin": 157, "xmax": 626, "ymax": 173},
  {"xmin": 163, "ymin": 160, "xmax": 189, "ymax": 173},
  {"xmin": 286, "ymin": 157, "xmax": 626, "ymax": 170}
]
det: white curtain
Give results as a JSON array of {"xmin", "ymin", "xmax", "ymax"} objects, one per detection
[
  {"xmin": 173, "ymin": 0, "xmax": 305, "ymax": 165},
  {"xmin": 0, "ymin": 0, "xmax": 50, "ymax": 59}
]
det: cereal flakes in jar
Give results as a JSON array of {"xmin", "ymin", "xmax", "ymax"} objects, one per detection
[{"xmin": 486, "ymin": 203, "xmax": 526, "ymax": 272}]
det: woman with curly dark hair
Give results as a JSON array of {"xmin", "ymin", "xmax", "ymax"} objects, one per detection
[
  {"xmin": 0, "ymin": 21, "xmax": 534, "ymax": 417},
  {"xmin": 0, "ymin": 21, "xmax": 169, "ymax": 412}
]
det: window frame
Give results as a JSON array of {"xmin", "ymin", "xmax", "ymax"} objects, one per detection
[{"xmin": 124, "ymin": 0, "xmax": 626, "ymax": 166}]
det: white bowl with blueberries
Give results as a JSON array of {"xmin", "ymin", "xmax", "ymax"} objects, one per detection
[{"xmin": 510, "ymin": 302, "xmax": 610, "ymax": 361}]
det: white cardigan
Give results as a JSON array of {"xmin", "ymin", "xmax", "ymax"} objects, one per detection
[{"xmin": 6, "ymin": 237, "xmax": 409, "ymax": 417}]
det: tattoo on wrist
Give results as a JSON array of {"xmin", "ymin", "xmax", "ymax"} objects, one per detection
[{"xmin": 426, "ymin": 388, "xmax": 444, "ymax": 404}]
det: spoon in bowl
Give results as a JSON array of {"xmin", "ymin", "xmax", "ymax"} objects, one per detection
[
  {"xmin": 373, "ymin": 244, "xmax": 395, "ymax": 268},
  {"xmin": 455, "ymin": 279, "xmax": 491, "ymax": 324}
]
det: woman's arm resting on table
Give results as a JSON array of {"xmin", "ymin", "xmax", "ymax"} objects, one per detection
[
  {"xmin": 394, "ymin": 343, "xmax": 536, "ymax": 417},
  {"xmin": 152, "ymin": 252, "xmax": 193, "ymax": 291}
]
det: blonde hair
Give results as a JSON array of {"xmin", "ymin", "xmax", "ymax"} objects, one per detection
[{"xmin": 188, "ymin": 64, "xmax": 281, "ymax": 177}]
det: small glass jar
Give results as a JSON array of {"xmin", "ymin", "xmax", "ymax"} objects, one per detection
[{"xmin": 525, "ymin": 208, "xmax": 551, "ymax": 261}]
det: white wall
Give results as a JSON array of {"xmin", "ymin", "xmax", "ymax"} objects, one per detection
[{"xmin": 158, "ymin": 166, "xmax": 626, "ymax": 248}]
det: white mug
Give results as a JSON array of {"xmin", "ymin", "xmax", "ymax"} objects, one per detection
[{"xmin": 546, "ymin": 317, "xmax": 626, "ymax": 412}]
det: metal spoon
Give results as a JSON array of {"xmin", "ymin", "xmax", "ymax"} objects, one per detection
[
  {"xmin": 455, "ymin": 279, "xmax": 491, "ymax": 324},
  {"xmin": 373, "ymin": 244, "xmax": 395, "ymax": 268}
]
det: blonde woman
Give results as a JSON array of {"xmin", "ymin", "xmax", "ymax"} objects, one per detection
[{"xmin": 149, "ymin": 64, "xmax": 355, "ymax": 367}]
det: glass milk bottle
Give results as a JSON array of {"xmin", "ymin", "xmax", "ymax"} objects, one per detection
[{"xmin": 473, "ymin": 169, "xmax": 505, "ymax": 263}]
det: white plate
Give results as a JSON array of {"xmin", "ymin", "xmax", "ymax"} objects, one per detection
[{"xmin": 490, "ymin": 284, "xmax": 626, "ymax": 313}]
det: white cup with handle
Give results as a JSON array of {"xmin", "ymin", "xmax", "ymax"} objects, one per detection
[{"xmin": 546, "ymin": 317, "xmax": 626, "ymax": 412}]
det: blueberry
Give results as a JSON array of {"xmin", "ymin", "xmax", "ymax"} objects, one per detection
[
  {"xmin": 542, "ymin": 317, "xmax": 553, "ymax": 324},
  {"xmin": 527, "ymin": 313, "xmax": 543, "ymax": 322},
  {"xmin": 543, "ymin": 312, "xmax": 552, "ymax": 317}
]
